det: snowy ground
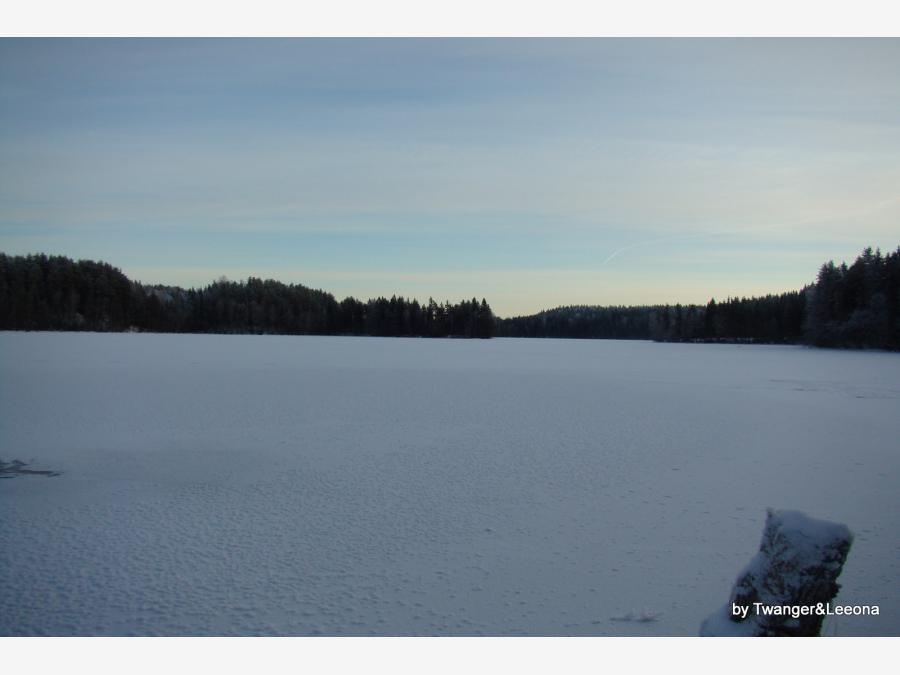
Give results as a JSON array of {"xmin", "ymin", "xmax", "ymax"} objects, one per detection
[{"xmin": 1, "ymin": 332, "xmax": 898, "ymax": 636}]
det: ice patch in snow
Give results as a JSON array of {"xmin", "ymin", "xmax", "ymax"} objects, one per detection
[{"xmin": 610, "ymin": 611, "xmax": 663, "ymax": 623}]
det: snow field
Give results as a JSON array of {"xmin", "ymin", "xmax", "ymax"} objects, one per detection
[{"xmin": 1, "ymin": 333, "xmax": 898, "ymax": 635}]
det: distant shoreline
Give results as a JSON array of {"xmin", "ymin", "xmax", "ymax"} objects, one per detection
[{"xmin": 2, "ymin": 247, "xmax": 898, "ymax": 350}]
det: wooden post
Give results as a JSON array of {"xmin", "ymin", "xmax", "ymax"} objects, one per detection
[{"xmin": 700, "ymin": 509, "xmax": 853, "ymax": 636}]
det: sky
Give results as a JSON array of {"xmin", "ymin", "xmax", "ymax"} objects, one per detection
[{"xmin": 1, "ymin": 38, "xmax": 898, "ymax": 317}]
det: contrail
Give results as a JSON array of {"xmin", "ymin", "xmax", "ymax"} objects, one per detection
[{"xmin": 601, "ymin": 232, "xmax": 712, "ymax": 266}]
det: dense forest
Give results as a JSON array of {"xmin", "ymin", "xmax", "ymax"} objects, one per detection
[
  {"xmin": 802, "ymin": 247, "xmax": 900, "ymax": 349},
  {"xmin": 498, "ymin": 246, "xmax": 899, "ymax": 350},
  {"xmin": 1, "ymin": 247, "xmax": 898, "ymax": 349},
  {"xmin": 0, "ymin": 253, "xmax": 496, "ymax": 338},
  {"xmin": 496, "ymin": 291, "xmax": 808, "ymax": 344}
]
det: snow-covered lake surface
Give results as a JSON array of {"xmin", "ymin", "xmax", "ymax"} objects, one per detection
[{"xmin": 1, "ymin": 332, "xmax": 898, "ymax": 636}]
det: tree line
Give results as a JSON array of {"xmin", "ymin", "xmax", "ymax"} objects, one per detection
[
  {"xmin": 497, "ymin": 246, "xmax": 898, "ymax": 350},
  {"xmin": 497, "ymin": 292, "xmax": 807, "ymax": 344},
  {"xmin": 1, "ymin": 247, "xmax": 897, "ymax": 349},
  {"xmin": 0, "ymin": 253, "xmax": 496, "ymax": 338}
]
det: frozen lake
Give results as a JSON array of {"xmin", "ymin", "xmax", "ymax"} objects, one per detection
[{"xmin": 1, "ymin": 332, "xmax": 898, "ymax": 636}]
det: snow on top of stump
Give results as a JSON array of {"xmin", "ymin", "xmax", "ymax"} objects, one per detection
[
  {"xmin": 758, "ymin": 508, "xmax": 854, "ymax": 576},
  {"xmin": 770, "ymin": 509, "xmax": 853, "ymax": 551}
]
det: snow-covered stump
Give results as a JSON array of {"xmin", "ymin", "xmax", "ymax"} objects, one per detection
[{"xmin": 700, "ymin": 509, "xmax": 853, "ymax": 636}]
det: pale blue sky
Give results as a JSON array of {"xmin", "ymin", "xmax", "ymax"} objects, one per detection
[{"xmin": 1, "ymin": 39, "xmax": 898, "ymax": 316}]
